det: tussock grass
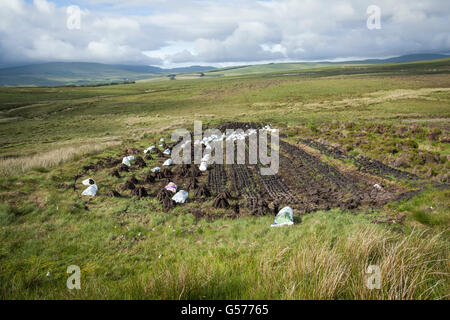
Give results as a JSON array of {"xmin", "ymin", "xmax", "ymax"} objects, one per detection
[
  {"xmin": 2, "ymin": 208, "xmax": 446, "ymax": 300},
  {"xmin": 138, "ymin": 226, "xmax": 448, "ymax": 300},
  {"xmin": 0, "ymin": 140, "xmax": 120, "ymax": 177}
]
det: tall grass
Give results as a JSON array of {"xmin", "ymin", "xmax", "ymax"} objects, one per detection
[
  {"xmin": 0, "ymin": 195, "xmax": 448, "ymax": 300},
  {"xmin": 48, "ymin": 224, "xmax": 446, "ymax": 300},
  {"xmin": 165, "ymin": 227, "xmax": 447, "ymax": 300},
  {"xmin": 0, "ymin": 140, "xmax": 120, "ymax": 177},
  {"xmin": 109, "ymin": 227, "xmax": 448, "ymax": 300}
]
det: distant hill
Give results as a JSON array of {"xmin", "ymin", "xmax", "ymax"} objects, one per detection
[
  {"xmin": 0, "ymin": 53, "xmax": 447, "ymax": 86},
  {"xmin": 0, "ymin": 62, "xmax": 216, "ymax": 87},
  {"xmin": 112, "ymin": 64, "xmax": 215, "ymax": 74},
  {"xmin": 204, "ymin": 53, "xmax": 449, "ymax": 77},
  {"xmin": 166, "ymin": 66, "xmax": 216, "ymax": 74},
  {"xmin": 346, "ymin": 53, "xmax": 449, "ymax": 64}
]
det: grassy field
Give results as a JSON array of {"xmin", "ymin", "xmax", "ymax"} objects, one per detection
[{"xmin": 0, "ymin": 59, "xmax": 449, "ymax": 299}]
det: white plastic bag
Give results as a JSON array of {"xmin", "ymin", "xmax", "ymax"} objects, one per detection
[
  {"xmin": 271, "ymin": 207, "xmax": 294, "ymax": 227},
  {"xmin": 82, "ymin": 184, "xmax": 98, "ymax": 196},
  {"xmin": 82, "ymin": 178, "xmax": 95, "ymax": 186},
  {"xmin": 163, "ymin": 148, "xmax": 171, "ymax": 155},
  {"xmin": 163, "ymin": 159, "xmax": 173, "ymax": 166},
  {"xmin": 122, "ymin": 155, "xmax": 134, "ymax": 167},
  {"xmin": 144, "ymin": 146, "xmax": 155, "ymax": 154},
  {"xmin": 151, "ymin": 167, "xmax": 161, "ymax": 173},
  {"xmin": 172, "ymin": 190, "xmax": 188, "ymax": 203}
]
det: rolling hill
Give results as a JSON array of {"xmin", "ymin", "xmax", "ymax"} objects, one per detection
[
  {"xmin": 202, "ymin": 53, "xmax": 449, "ymax": 77},
  {"xmin": 353, "ymin": 53, "xmax": 449, "ymax": 64},
  {"xmin": 0, "ymin": 53, "xmax": 447, "ymax": 87},
  {"xmin": 0, "ymin": 63, "xmax": 216, "ymax": 87}
]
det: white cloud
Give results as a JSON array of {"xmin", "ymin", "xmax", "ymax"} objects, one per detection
[
  {"xmin": 33, "ymin": 0, "xmax": 55, "ymax": 14},
  {"xmin": 92, "ymin": 17, "xmax": 140, "ymax": 31},
  {"xmin": 0, "ymin": 0, "xmax": 449, "ymax": 67},
  {"xmin": 2, "ymin": 0, "xmax": 26, "ymax": 14},
  {"xmin": 27, "ymin": 35, "xmax": 75, "ymax": 60}
]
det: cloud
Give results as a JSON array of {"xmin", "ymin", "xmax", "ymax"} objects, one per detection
[
  {"xmin": 0, "ymin": 0, "xmax": 449, "ymax": 67},
  {"xmin": 186, "ymin": 22, "xmax": 283, "ymax": 63},
  {"xmin": 0, "ymin": 0, "xmax": 164, "ymax": 66},
  {"xmin": 33, "ymin": 0, "xmax": 55, "ymax": 14}
]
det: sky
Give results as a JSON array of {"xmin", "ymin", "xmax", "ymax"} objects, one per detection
[{"xmin": 0, "ymin": 0, "xmax": 449, "ymax": 68}]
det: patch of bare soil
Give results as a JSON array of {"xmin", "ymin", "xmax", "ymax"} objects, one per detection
[
  {"xmin": 298, "ymin": 138, "xmax": 418, "ymax": 180},
  {"xmin": 79, "ymin": 123, "xmax": 441, "ymax": 219}
]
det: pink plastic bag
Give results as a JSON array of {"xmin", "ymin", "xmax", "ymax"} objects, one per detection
[{"xmin": 164, "ymin": 182, "xmax": 177, "ymax": 193}]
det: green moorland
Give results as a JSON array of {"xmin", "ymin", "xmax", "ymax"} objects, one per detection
[{"xmin": 0, "ymin": 59, "xmax": 449, "ymax": 299}]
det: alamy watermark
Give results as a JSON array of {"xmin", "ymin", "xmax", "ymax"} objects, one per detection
[
  {"xmin": 367, "ymin": 5, "xmax": 381, "ymax": 30},
  {"xmin": 67, "ymin": 265, "xmax": 81, "ymax": 290},
  {"xmin": 67, "ymin": 5, "xmax": 81, "ymax": 30},
  {"xmin": 170, "ymin": 121, "xmax": 279, "ymax": 175},
  {"xmin": 365, "ymin": 265, "xmax": 381, "ymax": 289}
]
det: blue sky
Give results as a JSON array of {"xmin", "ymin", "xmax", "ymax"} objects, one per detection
[
  {"xmin": 24, "ymin": 0, "xmax": 156, "ymax": 15},
  {"xmin": 2, "ymin": 0, "xmax": 449, "ymax": 67}
]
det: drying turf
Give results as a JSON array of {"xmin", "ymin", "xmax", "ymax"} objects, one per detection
[{"xmin": 71, "ymin": 122, "xmax": 439, "ymax": 220}]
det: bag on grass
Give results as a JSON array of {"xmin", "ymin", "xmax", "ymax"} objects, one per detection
[
  {"xmin": 165, "ymin": 182, "xmax": 177, "ymax": 193},
  {"xmin": 271, "ymin": 207, "xmax": 294, "ymax": 227},
  {"xmin": 122, "ymin": 155, "xmax": 134, "ymax": 167},
  {"xmin": 82, "ymin": 178, "xmax": 95, "ymax": 186},
  {"xmin": 163, "ymin": 159, "xmax": 173, "ymax": 166},
  {"xmin": 172, "ymin": 190, "xmax": 188, "ymax": 203},
  {"xmin": 82, "ymin": 184, "xmax": 98, "ymax": 196},
  {"xmin": 144, "ymin": 146, "xmax": 155, "ymax": 154}
]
